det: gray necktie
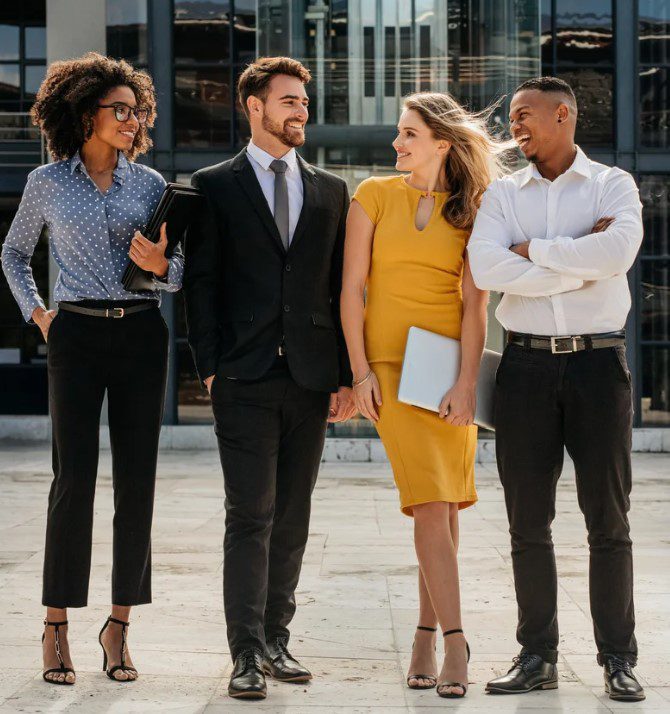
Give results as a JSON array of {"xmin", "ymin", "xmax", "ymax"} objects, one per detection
[{"xmin": 270, "ymin": 159, "xmax": 290, "ymax": 250}]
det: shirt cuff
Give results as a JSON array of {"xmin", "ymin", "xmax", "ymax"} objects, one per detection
[
  {"xmin": 23, "ymin": 294, "xmax": 47, "ymax": 324},
  {"xmin": 152, "ymin": 259, "xmax": 178, "ymax": 291},
  {"xmin": 528, "ymin": 238, "xmax": 549, "ymax": 266}
]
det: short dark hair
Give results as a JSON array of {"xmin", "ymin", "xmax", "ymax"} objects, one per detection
[
  {"xmin": 514, "ymin": 76, "xmax": 577, "ymax": 110},
  {"xmin": 237, "ymin": 57, "xmax": 311, "ymax": 119},
  {"xmin": 31, "ymin": 52, "xmax": 157, "ymax": 161}
]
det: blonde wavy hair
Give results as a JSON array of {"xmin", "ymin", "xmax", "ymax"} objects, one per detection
[{"xmin": 403, "ymin": 92, "xmax": 514, "ymax": 231}]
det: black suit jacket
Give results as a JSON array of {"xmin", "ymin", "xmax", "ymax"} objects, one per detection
[{"xmin": 183, "ymin": 148, "xmax": 353, "ymax": 394}]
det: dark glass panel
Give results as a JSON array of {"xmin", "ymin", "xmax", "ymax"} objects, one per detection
[
  {"xmin": 640, "ymin": 66, "xmax": 670, "ymax": 148},
  {"xmin": 640, "ymin": 174, "xmax": 670, "ymax": 257},
  {"xmin": 106, "ymin": 0, "xmax": 148, "ymax": 65},
  {"xmin": 24, "ymin": 26, "xmax": 46, "ymax": 59},
  {"xmin": 0, "ymin": 25, "xmax": 20, "ymax": 60},
  {"xmin": 0, "ymin": 64, "xmax": 20, "ymax": 102},
  {"xmin": 639, "ymin": 0, "xmax": 670, "ymax": 66},
  {"xmin": 325, "ymin": 1, "xmax": 349, "ymax": 124},
  {"xmin": 232, "ymin": 0, "xmax": 256, "ymax": 66},
  {"xmin": 174, "ymin": 0, "xmax": 230, "ymax": 64},
  {"xmin": 641, "ymin": 346, "xmax": 670, "ymax": 425},
  {"xmin": 24, "ymin": 64, "xmax": 46, "ymax": 98},
  {"xmin": 174, "ymin": 67, "xmax": 231, "ymax": 147},
  {"xmin": 384, "ymin": 26, "xmax": 395, "ymax": 97},
  {"xmin": 419, "ymin": 25, "xmax": 431, "ymax": 91},
  {"xmin": 641, "ymin": 259, "xmax": 669, "ymax": 344},
  {"xmin": 557, "ymin": 67, "xmax": 613, "ymax": 146},
  {"xmin": 400, "ymin": 26, "xmax": 412, "ymax": 96},
  {"xmin": 364, "ymin": 26, "xmax": 374, "ymax": 98},
  {"xmin": 555, "ymin": 0, "xmax": 613, "ymax": 65},
  {"xmin": 541, "ymin": 3, "xmax": 553, "ymax": 65}
]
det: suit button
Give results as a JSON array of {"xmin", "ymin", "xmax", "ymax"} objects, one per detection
[
  {"xmin": 284, "ymin": 305, "xmax": 291, "ymax": 312},
  {"xmin": 285, "ymin": 263, "xmax": 291, "ymax": 272}
]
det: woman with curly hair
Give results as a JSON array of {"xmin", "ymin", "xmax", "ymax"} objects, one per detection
[{"xmin": 1, "ymin": 52, "xmax": 183, "ymax": 685}]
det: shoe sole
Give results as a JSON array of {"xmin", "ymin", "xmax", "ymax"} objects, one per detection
[
  {"xmin": 228, "ymin": 689, "xmax": 267, "ymax": 699},
  {"xmin": 486, "ymin": 680, "xmax": 558, "ymax": 694},
  {"xmin": 262, "ymin": 666, "xmax": 312, "ymax": 683},
  {"xmin": 605, "ymin": 684, "xmax": 646, "ymax": 701}
]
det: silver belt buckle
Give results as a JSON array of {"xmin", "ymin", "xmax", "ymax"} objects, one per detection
[
  {"xmin": 106, "ymin": 307, "xmax": 125, "ymax": 318},
  {"xmin": 278, "ymin": 344, "xmax": 285, "ymax": 356},
  {"xmin": 550, "ymin": 335, "xmax": 581, "ymax": 354}
]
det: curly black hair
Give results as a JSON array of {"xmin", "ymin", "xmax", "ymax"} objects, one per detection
[{"xmin": 31, "ymin": 52, "xmax": 157, "ymax": 161}]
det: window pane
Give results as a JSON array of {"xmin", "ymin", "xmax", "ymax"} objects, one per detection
[
  {"xmin": 641, "ymin": 346, "xmax": 670, "ymax": 425},
  {"xmin": 640, "ymin": 0, "xmax": 670, "ymax": 65},
  {"xmin": 0, "ymin": 25, "xmax": 19, "ymax": 60},
  {"xmin": 233, "ymin": 0, "xmax": 256, "ymax": 66},
  {"xmin": 106, "ymin": 0, "xmax": 148, "ymax": 64},
  {"xmin": 641, "ymin": 259, "xmax": 669, "ymax": 344},
  {"xmin": 25, "ymin": 26, "xmax": 46, "ymax": 59},
  {"xmin": 0, "ymin": 64, "xmax": 20, "ymax": 102},
  {"xmin": 174, "ymin": 68, "xmax": 231, "ymax": 147},
  {"xmin": 555, "ymin": 0, "xmax": 613, "ymax": 64},
  {"xmin": 640, "ymin": 66, "xmax": 670, "ymax": 148},
  {"xmin": 640, "ymin": 174, "xmax": 670, "ymax": 257},
  {"xmin": 557, "ymin": 67, "xmax": 613, "ymax": 146},
  {"xmin": 174, "ymin": 0, "xmax": 230, "ymax": 64},
  {"xmin": 541, "ymin": 5, "xmax": 553, "ymax": 65},
  {"xmin": 24, "ymin": 64, "xmax": 46, "ymax": 98}
]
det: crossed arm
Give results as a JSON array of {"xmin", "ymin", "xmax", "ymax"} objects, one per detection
[{"xmin": 467, "ymin": 172, "xmax": 643, "ymax": 296}]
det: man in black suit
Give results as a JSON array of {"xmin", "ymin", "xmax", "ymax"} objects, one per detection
[{"xmin": 184, "ymin": 57, "xmax": 355, "ymax": 700}]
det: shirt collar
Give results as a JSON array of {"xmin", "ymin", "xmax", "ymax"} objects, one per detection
[
  {"xmin": 519, "ymin": 145, "xmax": 592, "ymax": 188},
  {"xmin": 69, "ymin": 150, "xmax": 129, "ymax": 185},
  {"xmin": 246, "ymin": 140, "xmax": 298, "ymax": 173}
]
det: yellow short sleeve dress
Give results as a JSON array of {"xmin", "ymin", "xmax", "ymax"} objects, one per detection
[{"xmin": 353, "ymin": 175, "xmax": 478, "ymax": 516}]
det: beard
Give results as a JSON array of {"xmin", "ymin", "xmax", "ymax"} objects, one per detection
[{"xmin": 261, "ymin": 111, "xmax": 305, "ymax": 148}]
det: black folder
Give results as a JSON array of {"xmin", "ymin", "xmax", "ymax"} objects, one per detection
[{"xmin": 122, "ymin": 182, "xmax": 203, "ymax": 292}]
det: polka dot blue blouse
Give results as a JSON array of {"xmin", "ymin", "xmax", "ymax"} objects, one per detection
[{"xmin": 1, "ymin": 150, "xmax": 184, "ymax": 322}]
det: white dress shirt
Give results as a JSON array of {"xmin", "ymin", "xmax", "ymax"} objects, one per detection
[
  {"xmin": 246, "ymin": 140, "xmax": 304, "ymax": 244},
  {"xmin": 467, "ymin": 147, "xmax": 643, "ymax": 336}
]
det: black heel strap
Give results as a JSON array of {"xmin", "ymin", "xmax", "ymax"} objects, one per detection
[
  {"xmin": 44, "ymin": 619, "xmax": 68, "ymax": 627},
  {"xmin": 443, "ymin": 628, "xmax": 464, "ymax": 637},
  {"xmin": 107, "ymin": 616, "xmax": 130, "ymax": 628},
  {"xmin": 417, "ymin": 626, "xmax": 438, "ymax": 632}
]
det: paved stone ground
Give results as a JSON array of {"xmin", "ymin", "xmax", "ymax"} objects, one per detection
[{"xmin": 0, "ymin": 444, "xmax": 668, "ymax": 713}]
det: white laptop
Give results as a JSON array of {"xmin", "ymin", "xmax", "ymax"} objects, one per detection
[{"xmin": 398, "ymin": 326, "xmax": 501, "ymax": 431}]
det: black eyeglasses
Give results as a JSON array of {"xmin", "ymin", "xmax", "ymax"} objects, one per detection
[{"xmin": 97, "ymin": 103, "xmax": 149, "ymax": 124}]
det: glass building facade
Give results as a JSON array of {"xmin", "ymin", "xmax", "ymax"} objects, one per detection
[{"xmin": 0, "ymin": 1, "xmax": 668, "ymax": 428}]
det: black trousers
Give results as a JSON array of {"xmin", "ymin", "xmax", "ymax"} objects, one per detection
[
  {"xmin": 211, "ymin": 356, "xmax": 330, "ymax": 658},
  {"xmin": 44, "ymin": 301, "xmax": 168, "ymax": 608},
  {"xmin": 495, "ymin": 342, "xmax": 637, "ymax": 665}
]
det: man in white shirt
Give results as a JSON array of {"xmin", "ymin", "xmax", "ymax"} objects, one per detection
[{"xmin": 468, "ymin": 77, "xmax": 644, "ymax": 702}]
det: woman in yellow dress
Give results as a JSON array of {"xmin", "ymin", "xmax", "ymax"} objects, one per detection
[{"xmin": 341, "ymin": 93, "xmax": 508, "ymax": 698}]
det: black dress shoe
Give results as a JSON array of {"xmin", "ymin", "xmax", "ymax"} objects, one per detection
[
  {"xmin": 603, "ymin": 656, "xmax": 645, "ymax": 702},
  {"xmin": 262, "ymin": 637, "xmax": 312, "ymax": 683},
  {"xmin": 228, "ymin": 648, "xmax": 267, "ymax": 699},
  {"xmin": 486, "ymin": 653, "xmax": 558, "ymax": 694}
]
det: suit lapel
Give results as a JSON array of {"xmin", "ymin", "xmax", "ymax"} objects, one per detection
[
  {"xmin": 233, "ymin": 148, "xmax": 285, "ymax": 254},
  {"xmin": 289, "ymin": 155, "xmax": 317, "ymax": 253}
]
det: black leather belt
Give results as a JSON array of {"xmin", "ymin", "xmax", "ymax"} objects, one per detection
[
  {"xmin": 507, "ymin": 330, "xmax": 626, "ymax": 354},
  {"xmin": 58, "ymin": 302, "xmax": 156, "ymax": 318}
]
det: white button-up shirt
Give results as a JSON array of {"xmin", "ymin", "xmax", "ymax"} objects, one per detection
[
  {"xmin": 245, "ymin": 139, "xmax": 304, "ymax": 244},
  {"xmin": 467, "ymin": 147, "xmax": 643, "ymax": 336}
]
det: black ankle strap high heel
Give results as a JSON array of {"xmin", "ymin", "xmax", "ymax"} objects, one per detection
[
  {"xmin": 437, "ymin": 628, "xmax": 470, "ymax": 698},
  {"xmin": 98, "ymin": 616, "xmax": 138, "ymax": 681},
  {"xmin": 42, "ymin": 619, "xmax": 75, "ymax": 685},
  {"xmin": 407, "ymin": 626, "xmax": 438, "ymax": 690}
]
